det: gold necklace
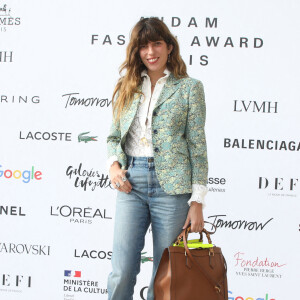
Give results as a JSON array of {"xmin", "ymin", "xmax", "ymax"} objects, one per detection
[{"xmin": 140, "ymin": 82, "xmax": 156, "ymax": 147}]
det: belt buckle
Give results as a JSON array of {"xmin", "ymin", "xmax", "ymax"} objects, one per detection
[{"xmin": 148, "ymin": 157, "xmax": 154, "ymax": 162}]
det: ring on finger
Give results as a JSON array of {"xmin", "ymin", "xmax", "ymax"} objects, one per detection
[
  {"xmin": 121, "ymin": 176, "xmax": 127, "ymax": 182},
  {"xmin": 116, "ymin": 182, "xmax": 120, "ymax": 188}
]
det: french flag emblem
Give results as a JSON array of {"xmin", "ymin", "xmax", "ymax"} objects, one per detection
[{"xmin": 64, "ymin": 270, "xmax": 81, "ymax": 277}]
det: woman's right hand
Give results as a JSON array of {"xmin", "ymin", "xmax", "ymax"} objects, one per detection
[{"xmin": 109, "ymin": 161, "xmax": 132, "ymax": 193}]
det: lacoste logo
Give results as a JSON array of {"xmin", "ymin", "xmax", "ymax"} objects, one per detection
[
  {"xmin": 78, "ymin": 132, "xmax": 97, "ymax": 143},
  {"xmin": 141, "ymin": 252, "xmax": 153, "ymax": 263}
]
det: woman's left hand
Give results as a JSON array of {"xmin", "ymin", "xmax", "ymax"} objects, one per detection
[{"xmin": 182, "ymin": 202, "xmax": 204, "ymax": 233}]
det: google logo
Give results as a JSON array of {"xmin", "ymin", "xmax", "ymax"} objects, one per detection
[
  {"xmin": 229, "ymin": 291, "xmax": 275, "ymax": 300},
  {"xmin": 0, "ymin": 165, "xmax": 42, "ymax": 183}
]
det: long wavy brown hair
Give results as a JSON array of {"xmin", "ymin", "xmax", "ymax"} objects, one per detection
[{"xmin": 111, "ymin": 17, "xmax": 188, "ymax": 122}]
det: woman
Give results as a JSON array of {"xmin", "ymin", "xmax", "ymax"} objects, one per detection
[{"xmin": 106, "ymin": 17, "xmax": 208, "ymax": 300}]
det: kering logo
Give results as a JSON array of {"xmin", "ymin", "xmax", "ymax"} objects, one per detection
[
  {"xmin": 207, "ymin": 177, "xmax": 226, "ymax": 192},
  {"xmin": 66, "ymin": 163, "xmax": 112, "ymax": 191},
  {"xmin": 0, "ymin": 51, "xmax": 13, "ymax": 62},
  {"xmin": 228, "ymin": 291, "xmax": 275, "ymax": 300},
  {"xmin": 0, "ymin": 165, "xmax": 42, "ymax": 183},
  {"xmin": 61, "ymin": 93, "xmax": 111, "ymax": 109},
  {"xmin": 0, "ymin": 95, "xmax": 40, "ymax": 104},
  {"xmin": 0, "ymin": 4, "xmax": 21, "ymax": 33},
  {"xmin": 0, "ymin": 242, "xmax": 50, "ymax": 255},
  {"xmin": 224, "ymin": 138, "xmax": 300, "ymax": 151},
  {"xmin": 74, "ymin": 249, "xmax": 112, "ymax": 260},
  {"xmin": 50, "ymin": 205, "xmax": 112, "ymax": 224},
  {"xmin": 207, "ymin": 214, "xmax": 273, "ymax": 231},
  {"xmin": 233, "ymin": 100, "xmax": 278, "ymax": 113},
  {"xmin": 1, "ymin": 274, "xmax": 31, "ymax": 288},
  {"xmin": 19, "ymin": 131, "xmax": 72, "ymax": 141},
  {"xmin": 78, "ymin": 132, "xmax": 97, "ymax": 143},
  {"xmin": 0, "ymin": 205, "xmax": 26, "ymax": 216},
  {"xmin": 258, "ymin": 177, "xmax": 298, "ymax": 191}
]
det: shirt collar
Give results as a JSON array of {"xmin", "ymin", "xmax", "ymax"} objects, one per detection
[{"xmin": 141, "ymin": 68, "xmax": 171, "ymax": 78}]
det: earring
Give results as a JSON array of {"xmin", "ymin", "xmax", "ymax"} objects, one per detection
[{"xmin": 168, "ymin": 54, "xmax": 170, "ymax": 62}]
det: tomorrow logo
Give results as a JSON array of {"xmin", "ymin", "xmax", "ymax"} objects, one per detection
[
  {"xmin": 0, "ymin": 165, "xmax": 42, "ymax": 183},
  {"xmin": 207, "ymin": 214, "xmax": 273, "ymax": 231}
]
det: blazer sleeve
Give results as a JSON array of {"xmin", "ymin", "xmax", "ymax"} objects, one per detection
[
  {"xmin": 185, "ymin": 80, "xmax": 208, "ymax": 186},
  {"xmin": 106, "ymin": 91, "xmax": 121, "ymax": 159}
]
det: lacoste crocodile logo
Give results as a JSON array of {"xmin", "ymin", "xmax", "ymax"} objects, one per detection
[
  {"xmin": 78, "ymin": 132, "xmax": 97, "ymax": 143},
  {"xmin": 141, "ymin": 252, "xmax": 153, "ymax": 263}
]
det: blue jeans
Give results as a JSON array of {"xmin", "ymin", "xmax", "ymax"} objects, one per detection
[{"xmin": 107, "ymin": 155, "xmax": 191, "ymax": 300}]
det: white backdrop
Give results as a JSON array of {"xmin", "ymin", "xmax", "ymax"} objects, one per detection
[{"xmin": 0, "ymin": 1, "xmax": 299, "ymax": 299}]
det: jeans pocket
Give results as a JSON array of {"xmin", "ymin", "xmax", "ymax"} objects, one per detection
[{"xmin": 125, "ymin": 164, "xmax": 132, "ymax": 179}]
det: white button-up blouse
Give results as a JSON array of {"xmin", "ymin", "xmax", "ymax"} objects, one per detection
[{"xmin": 107, "ymin": 69, "xmax": 208, "ymax": 207}]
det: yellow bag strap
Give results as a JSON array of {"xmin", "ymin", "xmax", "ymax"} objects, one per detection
[{"xmin": 173, "ymin": 239, "xmax": 213, "ymax": 249}]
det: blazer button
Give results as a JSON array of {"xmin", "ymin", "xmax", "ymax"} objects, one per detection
[
  {"xmin": 154, "ymin": 147, "xmax": 159, "ymax": 152},
  {"xmin": 153, "ymin": 111, "xmax": 157, "ymax": 116},
  {"xmin": 153, "ymin": 129, "xmax": 158, "ymax": 134}
]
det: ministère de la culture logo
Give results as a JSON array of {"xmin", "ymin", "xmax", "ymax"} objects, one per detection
[
  {"xmin": 90, "ymin": 16, "xmax": 264, "ymax": 66},
  {"xmin": 63, "ymin": 270, "xmax": 107, "ymax": 296},
  {"xmin": 258, "ymin": 177, "xmax": 298, "ymax": 198}
]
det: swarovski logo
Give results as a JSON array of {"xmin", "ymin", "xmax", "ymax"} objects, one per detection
[{"xmin": 0, "ymin": 242, "xmax": 50, "ymax": 255}]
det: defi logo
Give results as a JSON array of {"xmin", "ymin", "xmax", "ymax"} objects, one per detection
[
  {"xmin": 0, "ymin": 165, "xmax": 42, "ymax": 183},
  {"xmin": 229, "ymin": 291, "xmax": 275, "ymax": 300}
]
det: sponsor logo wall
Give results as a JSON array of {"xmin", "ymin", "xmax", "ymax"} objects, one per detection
[{"xmin": 0, "ymin": 1, "xmax": 299, "ymax": 299}]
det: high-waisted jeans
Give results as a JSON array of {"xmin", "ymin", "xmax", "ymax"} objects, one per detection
[{"xmin": 107, "ymin": 155, "xmax": 191, "ymax": 300}]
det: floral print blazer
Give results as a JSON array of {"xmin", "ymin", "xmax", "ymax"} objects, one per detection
[{"xmin": 107, "ymin": 73, "xmax": 208, "ymax": 195}]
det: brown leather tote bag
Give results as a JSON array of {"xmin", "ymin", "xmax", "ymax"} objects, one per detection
[{"xmin": 154, "ymin": 222, "xmax": 228, "ymax": 300}]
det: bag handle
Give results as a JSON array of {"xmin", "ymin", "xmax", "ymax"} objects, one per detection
[
  {"xmin": 176, "ymin": 222, "xmax": 226, "ymax": 297},
  {"xmin": 174, "ymin": 221, "xmax": 216, "ymax": 246}
]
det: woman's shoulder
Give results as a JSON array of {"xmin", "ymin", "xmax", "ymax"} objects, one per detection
[{"xmin": 177, "ymin": 76, "xmax": 204, "ymax": 89}]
